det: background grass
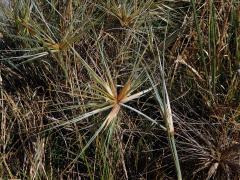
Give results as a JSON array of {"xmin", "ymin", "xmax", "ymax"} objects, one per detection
[{"xmin": 0, "ymin": 0, "xmax": 240, "ymax": 179}]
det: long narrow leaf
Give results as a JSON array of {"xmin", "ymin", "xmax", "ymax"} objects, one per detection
[{"xmin": 121, "ymin": 103, "xmax": 166, "ymax": 131}]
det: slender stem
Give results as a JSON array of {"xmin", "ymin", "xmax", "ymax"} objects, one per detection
[{"xmin": 191, "ymin": 0, "xmax": 208, "ymax": 80}]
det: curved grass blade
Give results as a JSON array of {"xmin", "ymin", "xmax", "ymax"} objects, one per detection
[{"xmin": 120, "ymin": 103, "xmax": 166, "ymax": 131}]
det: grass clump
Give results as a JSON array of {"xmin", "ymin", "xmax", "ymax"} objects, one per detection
[{"xmin": 0, "ymin": 0, "xmax": 239, "ymax": 179}]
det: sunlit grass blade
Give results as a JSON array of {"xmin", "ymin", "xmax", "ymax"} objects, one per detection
[
  {"xmin": 120, "ymin": 103, "xmax": 166, "ymax": 131},
  {"xmin": 103, "ymin": 104, "xmax": 120, "ymax": 129},
  {"xmin": 47, "ymin": 105, "xmax": 113, "ymax": 131},
  {"xmin": 71, "ymin": 47, "xmax": 114, "ymax": 97},
  {"xmin": 120, "ymin": 86, "xmax": 152, "ymax": 103}
]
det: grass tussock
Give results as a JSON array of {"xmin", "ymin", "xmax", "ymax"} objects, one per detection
[{"xmin": 0, "ymin": 0, "xmax": 239, "ymax": 179}]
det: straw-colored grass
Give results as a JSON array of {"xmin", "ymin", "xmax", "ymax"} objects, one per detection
[{"xmin": 0, "ymin": 0, "xmax": 239, "ymax": 179}]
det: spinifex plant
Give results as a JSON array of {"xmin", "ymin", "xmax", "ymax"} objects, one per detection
[
  {"xmin": 176, "ymin": 115, "xmax": 240, "ymax": 179},
  {"xmin": 102, "ymin": 0, "xmax": 153, "ymax": 27},
  {"xmin": 50, "ymin": 43, "xmax": 167, "ymax": 156},
  {"xmin": 145, "ymin": 37, "xmax": 182, "ymax": 179},
  {"xmin": 40, "ymin": 41, "xmax": 171, "ymax": 179},
  {"xmin": 100, "ymin": 0, "xmax": 171, "ymax": 28},
  {"xmin": 3, "ymin": 0, "xmax": 238, "ymax": 179},
  {"xmin": 0, "ymin": 0, "xmax": 87, "ymax": 76}
]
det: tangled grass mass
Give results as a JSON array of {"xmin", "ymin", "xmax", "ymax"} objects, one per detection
[{"xmin": 0, "ymin": 0, "xmax": 240, "ymax": 179}]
